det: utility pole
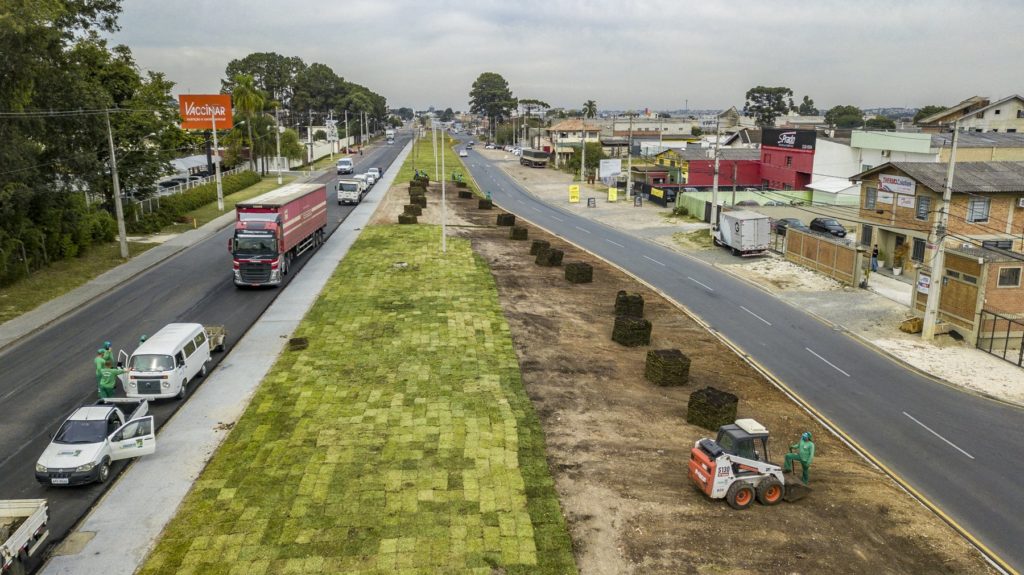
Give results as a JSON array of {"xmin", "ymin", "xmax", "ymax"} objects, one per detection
[
  {"xmin": 344, "ymin": 110, "xmax": 349, "ymax": 152},
  {"xmin": 626, "ymin": 114, "xmax": 633, "ymax": 199},
  {"xmin": 307, "ymin": 109, "xmax": 313, "ymax": 164},
  {"xmin": 580, "ymin": 119, "xmax": 586, "ymax": 185},
  {"xmin": 441, "ymin": 127, "xmax": 447, "ymax": 253},
  {"xmin": 711, "ymin": 118, "xmax": 721, "ymax": 229},
  {"xmin": 922, "ymin": 122, "xmax": 961, "ymax": 340},
  {"xmin": 731, "ymin": 162, "xmax": 738, "ymax": 206},
  {"xmin": 432, "ymin": 123, "xmax": 439, "ymax": 181},
  {"xmin": 275, "ymin": 107, "xmax": 283, "ymax": 184},
  {"xmin": 212, "ymin": 114, "xmax": 224, "ymax": 211},
  {"xmin": 104, "ymin": 110, "xmax": 129, "ymax": 259}
]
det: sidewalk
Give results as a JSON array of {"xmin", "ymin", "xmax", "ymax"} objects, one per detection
[
  {"xmin": 41, "ymin": 142, "xmax": 412, "ymax": 575},
  {"xmin": 477, "ymin": 149, "xmax": 1024, "ymax": 407}
]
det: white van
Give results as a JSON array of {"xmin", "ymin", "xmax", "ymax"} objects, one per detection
[
  {"xmin": 336, "ymin": 157, "xmax": 354, "ymax": 175},
  {"xmin": 120, "ymin": 323, "xmax": 211, "ymax": 400}
]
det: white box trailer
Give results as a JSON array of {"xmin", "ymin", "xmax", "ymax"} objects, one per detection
[
  {"xmin": 714, "ymin": 210, "xmax": 770, "ymax": 256},
  {"xmin": 1, "ymin": 499, "xmax": 48, "ymax": 575}
]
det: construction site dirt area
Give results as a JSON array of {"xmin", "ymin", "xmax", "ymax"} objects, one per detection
[{"xmin": 374, "ymin": 179, "xmax": 994, "ymax": 574}]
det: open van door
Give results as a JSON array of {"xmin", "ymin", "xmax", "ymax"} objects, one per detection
[
  {"xmin": 108, "ymin": 416, "xmax": 156, "ymax": 461},
  {"xmin": 117, "ymin": 349, "xmax": 130, "ymax": 386}
]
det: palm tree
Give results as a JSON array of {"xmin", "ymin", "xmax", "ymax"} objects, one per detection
[
  {"xmin": 230, "ymin": 74, "xmax": 265, "ymax": 170},
  {"xmin": 583, "ymin": 100, "xmax": 597, "ymax": 119}
]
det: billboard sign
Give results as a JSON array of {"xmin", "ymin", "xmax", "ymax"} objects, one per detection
[
  {"xmin": 599, "ymin": 158, "xmax": 622, "ymax": 178},
  {"xmin": 878, "ymin": 174, "xmax": 916, "ymax": 196},
  {"xmin": 761, "ymin": 128, "xmax": 816, "ymax": 150},
  {"xmin": 178, "ymin": 94, "xmax": 233, "ymax": 130}
]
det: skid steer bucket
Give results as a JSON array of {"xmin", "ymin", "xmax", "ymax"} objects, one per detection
[{"xmin": 783, "ymin": 483, "xmax": 812, "ymax": 502}]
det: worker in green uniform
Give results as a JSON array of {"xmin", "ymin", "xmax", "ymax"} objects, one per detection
[
  {"xmin": 97, "ymin": 360, "xmax": 125, "ymax": 399},
  {"xmin": 783, "ymin": 431, "xmax": 815, "ymax": 485},
  {"xmin": 94, "ymin": 349, "xmax": 106, "ymax": 387},
  {"xmin": 101, "ymin": 341, "xmax": 113, "ymax": 365}
]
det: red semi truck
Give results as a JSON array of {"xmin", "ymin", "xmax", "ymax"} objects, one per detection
[{"xmin": 230, "ymin": 183, "xmax": 327, "ymax": 287}]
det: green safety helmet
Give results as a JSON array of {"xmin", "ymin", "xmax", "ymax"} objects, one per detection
[
  {"xmin": 97, "ymin": 348, "xmax": 105, "ymax": 354},
  {"xmin": 802, "ymin": 432, "xmax": 812, "ymax": 441}
]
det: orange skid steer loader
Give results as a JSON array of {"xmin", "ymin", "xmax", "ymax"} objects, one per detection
[{"xmin": 688, "ymin": 419, "xmax": 811, "ymax": 509}]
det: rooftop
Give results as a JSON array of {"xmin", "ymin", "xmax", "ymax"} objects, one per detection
[
  {"xmin": 931, "ymin": 131, "xmax": 1024, "ymax": 149},
  {"xmin": 676, "ymin": 148, "xmax": 761, "ymax": 161},
  {"xmin": 853, "ymin": 161, "xmax": 1024, "ymax": 193}
]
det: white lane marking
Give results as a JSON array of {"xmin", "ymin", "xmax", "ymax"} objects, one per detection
[
  {"xmin": 574, "ymin": 226, "xmax": 591, "ymax": 234},
  {"xmin": 643, "ymin": 255, "xmax": 666, "ymax": 266},
  {"xmin": 902, "ymin": 412, "xmax": 975, "ymax": 460},
  {"xmin": 740, "ymin": 306, "xmax": 772, "ymax": 326},
  {"xmin": 532, "ymin": 206, "xmax": 542, "ymax": 212},
  {"xmin": 551, "ymin": 215, "xmax": 564, "ymax": 222},
  {"xmin": 805, "ymin": 347, "xmax": 850, "ymax": 377},
  {"xmin": 605, "ymin": 239, "xmax": 625, "ymax": 248},
  {"xmin": 516, "ymin": 198, "xmax": 525, "ymax": 204},
  {"xmin": 687, "ymin": 276, "xmax": 714, "ymax": 291}
]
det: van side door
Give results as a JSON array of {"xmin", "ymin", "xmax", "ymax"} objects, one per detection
[{"xmin": 108, "ymin": 416, "xmax": 156, "ymax": 461}]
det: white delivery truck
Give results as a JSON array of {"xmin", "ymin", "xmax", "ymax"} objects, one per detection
[
  {"xmin": 336, "ymin": 157, "xmax": 354, "ymax": 175},
  {"xmin": 1, "ymin": 499, "xmax": 48, "ymax": 575},
  {"xmin": 35, "ymin": 399, "xmax": 155, "ymax": 486},
  {"xmin": 713, "ymin": 210, "xmax": 771, "ymax": 257},
  {"xmin": 336, "ymin": 178, "xmax": 364, "ymax": 205},
  {"xmin": 385, "ymin": 129, "xmax": 395, "ymax": 144}
]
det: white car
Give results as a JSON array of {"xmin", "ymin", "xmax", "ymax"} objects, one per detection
[
  {"xmin": 368, "ymin": 167, "xmax": 381, "ymax": 181},
  {"xmin": 459, "ymin": 149, "xmax": 468, "ymax": 157},
  {"xmin": 364, "ymin": 172, "xmax": 377, "ymax": 187},
  {"xmin": 35, "ymin": 399, "xmax": 155, "ymax": 486}
]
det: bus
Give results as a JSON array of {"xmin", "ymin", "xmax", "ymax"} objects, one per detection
[{"xmin": 520, "ymin": 148, "xmax": 550, "ymax": 168}]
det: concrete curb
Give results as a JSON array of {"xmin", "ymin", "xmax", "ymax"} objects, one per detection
[{"xmin": 40, "ymin": 142, "xmax": 413, "ymax": 575}]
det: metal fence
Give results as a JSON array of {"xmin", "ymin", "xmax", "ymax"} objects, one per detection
[
  {"xmin": 977, "ymin": 310, "xmax": 1024, "ymax": 367},
  {"xmin": 126, "ymin": 165, "xmax": 251, "ymax": 221}
]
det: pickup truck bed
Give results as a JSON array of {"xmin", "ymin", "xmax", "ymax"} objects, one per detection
[{"xmin": 95, "ymin": 398, "xmax": 148, "ymax": 421}]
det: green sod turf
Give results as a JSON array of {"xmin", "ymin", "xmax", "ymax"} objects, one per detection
[{"xmin": 140, "ymin": 225, "xmax": 576, "ymax": 575}]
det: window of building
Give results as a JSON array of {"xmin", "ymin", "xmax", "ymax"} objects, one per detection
[
  {"xmin": 785, "ymin": 156, "xmax": 793, "ymax": 167},
  {"xmin": 912, "ymin": 238, "xmax": 925, "ymax": 262},
  {"xmin": 962, "ymin": 274, "xmax": 978, "ymax": 284},
  {"xmin": 967, "ymin": 197, "xmax": 990, "ymax": 222},
  {"xmin": 783, "ymin": 184, "xmax": 792, "ymax": 191},
  {"xmin": 998, "ymin": 267, "xmax": 1022, "ymax": 288},
  {"xmin": 1018, "ymin": 110, "xmax": 1024, "ymax": 119},
  {"xmin": 995, "ymin": 109, "xmax": 1002, "ymax": 115},
  {"xmin": 915, "ymin": 196, "xmax": 930, "ymax": 220},
  {"xmin": 1009, "ymin": 129, "xmax": 1018, "ymax": 133},
  {"xmin": 862, "ymin": 164, "xmax": 873, "ymax": 172},
  {"xmin": 865, "ymin": 187, "xmax": 877, "ymax": 209},
  {"xmin": 982, "ymin": 240, "xmax": 1013, "ymax": 250},
  {"xmin": 946, "ymin": 270, "xmax": 961, "ymax": 279}
]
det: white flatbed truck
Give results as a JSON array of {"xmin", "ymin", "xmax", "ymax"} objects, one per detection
[{"xmin": 1, "ymin": 499, "xmax": 48, "ymax": 575}]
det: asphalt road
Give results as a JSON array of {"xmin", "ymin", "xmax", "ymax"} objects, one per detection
[
  {"xmin": 0, "ymin": 133, "xmax": 411, "ymax": 569},
  {"xmin": 459, "ymin": 141, "xmax": 1024, "ymax": 573}
]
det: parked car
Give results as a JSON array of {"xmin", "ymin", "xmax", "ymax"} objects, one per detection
[
  {"xmin": 764, "ymin": 200, "xmax": 786, "ymax": 206},
  {"xmin": 485, "ymin": 143, "xmax": 495, "ymax": 149},
  {"xmin": 736, "ymin": 200, "xmax": 760, "ymax": 207},
  {"xmin": 772, "ymin": 217, "xmax": 807, "ymax": 236},
  {"xmin": 367, "ymin": 167, "xmax": 381, "ymax": 181},
  {"xmin": 364, "ymin": 172, "xmax": 377, "ymax": 187},
  {"xmin": 809, "ymin": 217, "xmax": 847, "ymax": 237},
  {"xmin": 459, "ymin": 149, "xmax": 468, "ymax": 157}
]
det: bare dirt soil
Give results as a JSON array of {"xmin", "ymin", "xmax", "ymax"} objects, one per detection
[{"xmin": 374, "ymin": 179, "xmax": 995, "ymax": 574}]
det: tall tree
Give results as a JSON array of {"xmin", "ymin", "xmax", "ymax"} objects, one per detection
[
  {"xmin": 796, "ymin": 95, "xmax": 818, "ymax": 115},
  {"xmin": 865, "ymin": 116, "xmax": 896, "ymax": 130},
  {"xmin": 228, "ymin": 74, "xmax": 265, "ymax": 170},
  {"xmin": 913, "ymin": 104, "xmax": 947, "ymax": 123},
  {"xmin": 469, "ymin": 72, "xmax": 516, "ymax": 123},
  {"xmin": 222, "ymin": 52, "xmax": 305, "ymax": 107},
  {"xmin": 825, "ymin": 105, "xmax": 865, "ymax": 128},
  {"xmin": 440, "ymin": 108, "xmax": 455, "ymax": 122},
  {"xmin": 743, "ymin": 86, "xmax": 793, "ymax": 127},
  {"xmin": 291, "ymin": 62, "xmax": 348, "ymax": 118},
  {"xmin": 582, "ymin": 100, "xmax": 597, "ymax": 118}
]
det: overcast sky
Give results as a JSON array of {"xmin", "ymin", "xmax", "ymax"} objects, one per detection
[{"xmin": 112, "ymin": 0, "xmax": 1024, "ymax": 112}]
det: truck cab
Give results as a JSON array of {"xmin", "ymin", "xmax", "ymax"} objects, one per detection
[
  {"xmin": 336, "ymin": 157, "xmax": 354, "ymax": 175},
  {"xmin": 35, "ymin": 399, "xmax": 155, "ymax": 486},
  {"xmin": 337, "ymin": 179, "xmax": 362, "ymax": 205}
]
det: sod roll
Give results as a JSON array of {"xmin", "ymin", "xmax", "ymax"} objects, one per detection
[
  {"xmin": 686, "ymin": 386, "xmax": 739, "ymax": 431},
  {"xmin": 412, "ymin": 195, "xmax": 427, "ymax": 208},
  {"xmin": 535, "ymin": 247, "xmax": 564, "ymax": 267},
  {"xmin": 458, "ymin": 190, "xmax": 474, "ymax": 199},
  {"xmin": 614, "ymin": 290, "xmax": 645, "ymax": 318},
  {"xmin": 510, "ymin": 226, "xmax": 529, "ymax": 240},
  {"xmin": 611, "ymin": 315, "xmax": 651, "ymax": 346},
  {"xmin": 398, "ymin": 214, "xmax": 418, "ymax": 225},
  {"xmin": 564, "ymin": 262, "xmax": 593, "ymax": 284},
  {"xmin": 403, "ymin": 204, "xmax": 422, "ymax": 216},
  {"xmin": 478, "ymin": 199, "xmax": 493, "ymax": 210},
  {"xmin": 644, "ymin": 349, "xmax": 690, "ymax": 386},
  {"xmin": 530, "ymin": 240, "xmax": 550, "ymax": 255},
  {"xmin": 497, "ymin": 213, "xmax": 516, "ymax": 226}
]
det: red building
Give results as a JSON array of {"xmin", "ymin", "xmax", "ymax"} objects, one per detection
[
  {"xmin": 760, "ymin": 128, "xmax": 816, "ymax": 191},
  {"xmin": 682, "ymin": 148, "xmax": 762, "ymax": 188}
]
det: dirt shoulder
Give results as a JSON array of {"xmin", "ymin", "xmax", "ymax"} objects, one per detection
[{"xmin": 374, "ymin": 178, "xmax": 995, "ymax": 574}]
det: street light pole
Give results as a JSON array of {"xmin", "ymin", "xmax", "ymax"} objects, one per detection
[
  {"xmin": 441, "ymin": 128, "xmax": 447, "ymax": 253},
  {"xmin": 626, "ymin": 114, "xmax": 633, "ymax": 199},
  {"xmin": 212, "ymin": 114, "xmax": 224, "ymax": 211},
  {"xmin": 711, "ymin": 118, "xmax": 721, "ymax": 230},
  {"xmin": 104, "ymin": 110, "xmax": 130, "ymax": 259},
  {"xmin": 922, "ymin": 122, "xmax": 961, "ymax": 340},
  {"xmin": 580, "ymin": 118, "xmax": 586, "ymax": 186},
  {"xmin": 275, "ymin": 107, "xmax": 283, "ymax": 185}
]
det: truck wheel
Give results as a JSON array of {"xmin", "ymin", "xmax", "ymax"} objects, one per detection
[
  {"xmin": 713, "ymin": 236, "xmax": 721, "ymax": 247},
  {"xmin": 757, "ymin": 478, "xmax": 784, "ymax": 505},
  {"xmin": 200, "ymin": 363, "xmax": 208, "ymax": 378},
  {"xmin": 338, "ymin": 201, "xmax": 342, "ymax": 205},
  {"xmin": 96, "ymin": 459, "xmax": 111, "ymax": 484},
  {"xmin": 725, "ymin": 481, "xmax": 755, "ymax": 510},
  {"xmin": 177, "ymin": 380, "xmax": 188, "ymax": 400}
]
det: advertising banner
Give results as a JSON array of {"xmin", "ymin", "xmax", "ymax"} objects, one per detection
[
  {"xmin": 178, "ymin": 94, "xmax": 233, "ymax": 130},
  {"xmin": 896, "ymin": 195, "xmax": 915, "ymax": 208},
  {"xmin": 917, "ymin": 274, "xmax": 930, "ymax": 294},
  {"xmin": 607, "ymin": 187, "xmax": 618, "ymax": 202},
  {"xmin": 877, "ymin": 191, "xmax": 894, "ymax": 204},
  {"xmin": 878, "ymin": 174, "xmax": 916, "ymax": 196},
  {"xmin": 599, "ymin": 158, "xmax": 622, "ymax": 178},
  {"xmin": 569, "ymin": 184, "xmax": 580, "ymax": 203}
]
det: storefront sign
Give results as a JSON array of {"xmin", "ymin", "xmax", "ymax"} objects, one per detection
[
  {"xmin": 761, "ymin": 128, "xmax": 816, "ymax": 150},
  {"xmin": 599, "ymin": 159, "xmax": 622, "ymax": 178},
  {"xmin": 607, "ymin": 187, "xmax": 618, "ymax": 202},
  {"xmin": 877, "ymin": 191, "xmax": 894, "ymax": 204},
  {"xmin": 569, "ymin": 185, "xmax": 580, "ymax": 203},
  {"xmin": 879, "ymin": 174, "xmax": 916, "ymax": 196},
  {"xmin": 178, "ymin": 94, "xmax": 233, "ymax": 130},
  {"xmin": 897, "ymin": 195, "xmax": 916, "ymax": 208}
]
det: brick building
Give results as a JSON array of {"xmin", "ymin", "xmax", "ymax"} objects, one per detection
[{"xmin": 760, "ymin": 128, "xmax": 816, "ymax": 192}]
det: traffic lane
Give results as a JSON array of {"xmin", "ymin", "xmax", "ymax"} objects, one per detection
[
  {"xmin": 469, "ymin": 156, "xmax": 1024, "ymax": 568},
  {"xmin": 0, "ymin": 138, "xmax": 411, "ymax": 559}
]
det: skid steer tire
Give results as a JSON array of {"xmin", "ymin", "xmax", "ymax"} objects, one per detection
[
  {"xmin": 726, "ymin": 481, "xmax": 755, "ymax": 510},
  {"xmin": 757, "ymin": 478, "xmax": 784, "ymax": 505}
]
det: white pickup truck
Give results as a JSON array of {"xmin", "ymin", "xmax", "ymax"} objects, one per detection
[
  {"xmin": 34, "ymin": 399, "xmax": 156, "ymax": 486},
  {"xmin": 1, "ymin": 499, "xmax": 48, "ymax": 575}
]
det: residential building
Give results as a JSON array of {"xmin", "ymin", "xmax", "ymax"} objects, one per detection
[
  {"xmin": 548, "ymin": 119, "xmax": 606, "ymax": 165},
  {"xmin": 851, "ymin": 162, "xmax": 1024, "ymax": 275},
  {"xmin": 809, "ymin": 131, "xmax": 937, "ymax": 205},
  {"xmin": 655, "ymin": 148, "xmax": 761, "ymax": 189},
  {"xmin": 916, "ymin": 96, "xmax": 990, "ymax": 132},
  {"xmin": 775, "ymin": 113, "xmax": 828, "ymax": 129},
  {"xmin": 608, "ymin": 116, "xmax": 697, "ymax": 141},
  {"xmin": 760, "ymin": 128, "xmax": 816, "ymax": 192},
  {"xmin": 954, "ymin": 95, "xmax": 1024, "ymax": 134},
  {"xmin": 931, "ymin": 131, "xmax": 1024, "ymax": 161}
]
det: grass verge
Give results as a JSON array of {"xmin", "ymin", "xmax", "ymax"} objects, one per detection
[
  {"xmin": 398, "ymin": 134, "xmax": 483, "ymax": 198},
  {"xmin": 160, "ymin": 176, "xmax": 295, "ymax": 234},
  {"xmin": 0, "ymin": 241, "xmax": 156, "ymax": 324},
  {"xmin": 673, "ymin": 228, "xmax": 715, "ymax": 249},
  {"xmin": 140, "ymin": 225, "xmax": 576, "ymax": 574}
]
